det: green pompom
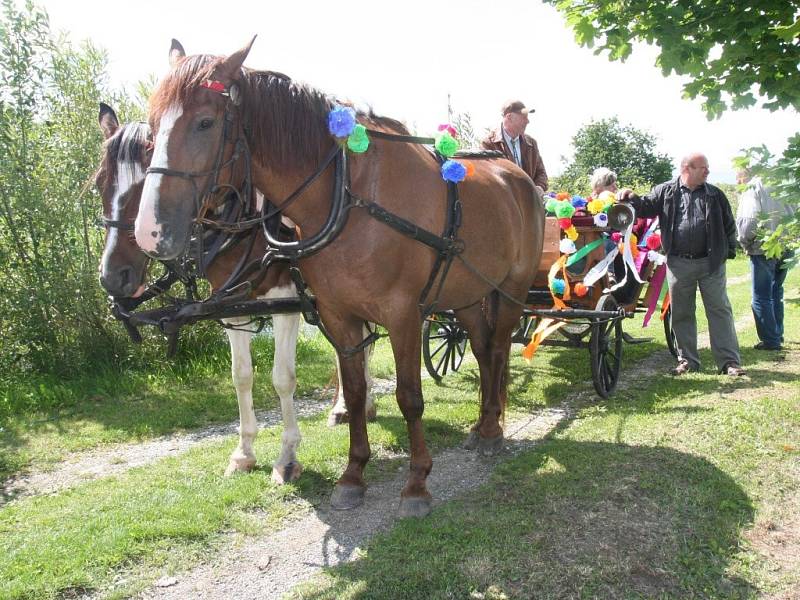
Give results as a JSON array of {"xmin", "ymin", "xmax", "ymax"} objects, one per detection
[
  {"xmin": 347, "ymin": 124, "xmax": 370, "ymax": 153},
  {"xmin": 545, "ymin": 198, "xmax": 559, "ymax": 214},
  {"xmin": 554, "ymin": 201, "xmax": 576, "ymax": 218},
  {"xmin": 434, "ymin": 132, "xmax": 459, "ymax": 157}
]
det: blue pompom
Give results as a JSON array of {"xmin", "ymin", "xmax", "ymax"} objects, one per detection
[
  {"xmin": 550, "ymin": 278, "xmax": 566, "ymax": 295},
  {"xmin": 328, "ymin": 105, "xmax": 357, "ymax": 138},
  {"xmin": 571, "ymin": 196, "xmax": 587, "ymax": 208},
  {"xmin": 441, "ymin": 160, "xmax": 467, "ymax": 183}
]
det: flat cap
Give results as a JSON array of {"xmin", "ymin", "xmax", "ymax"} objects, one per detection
[{"xmin": 501, "ymin": 100, "xmax": 534, "ymax": 116}]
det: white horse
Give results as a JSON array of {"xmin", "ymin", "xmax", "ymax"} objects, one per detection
[{"xmin": 96, "ymin": 105, "xmax": 375, "ymax": 483}]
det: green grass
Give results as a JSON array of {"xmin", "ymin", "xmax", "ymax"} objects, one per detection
[
  {"xmin": 2, "ymin": 255, "xmax": 796, "ymax": 599},
  {"xmin": 291, "ymin": 259, "xmax": 800, "ymax": 600}
]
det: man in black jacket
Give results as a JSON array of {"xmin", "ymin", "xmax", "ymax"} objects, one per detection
[{"xmin": 618, "ymin": 153, "xmax": 745, "ymax": 376}]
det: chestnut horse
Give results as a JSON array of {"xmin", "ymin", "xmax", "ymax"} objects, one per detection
[
  {"xmin": 95, "ymin": 103, "xmax": 374, "ymax": 483},
  {"xmin": 136, "ymin": 40, "xmax": 544, "ymax": 517}
]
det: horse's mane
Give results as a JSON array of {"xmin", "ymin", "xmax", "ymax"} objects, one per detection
[
  {"xmin": 149, "ymin": 54, "xmax": 410, "ymax": 171},
  {"xmin": 97, "ymin": 121, "xmax": 150, "ymax": 190}
]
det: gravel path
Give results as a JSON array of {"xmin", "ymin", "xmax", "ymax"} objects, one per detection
[
  {"xmin": 4, "ymin": 287, "xmax": 763, "ymax": 599},
  {"xmin": 131, "ymin": 310, "xmax": 763, "ymax": 600}
]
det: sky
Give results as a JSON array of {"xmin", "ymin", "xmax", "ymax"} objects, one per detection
[{"xmin": 37, "ymin": 0, "xmax": 799, "ymax": 184}]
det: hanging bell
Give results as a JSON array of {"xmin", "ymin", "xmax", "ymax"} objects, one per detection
[{"xmin": 607, "ymin": 203, "xmax": 635, "ymax": 231}]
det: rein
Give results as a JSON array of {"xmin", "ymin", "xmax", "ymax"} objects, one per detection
[{"xmin": 131, "ymin": 78, "xmax": 524, "ymax": 356}]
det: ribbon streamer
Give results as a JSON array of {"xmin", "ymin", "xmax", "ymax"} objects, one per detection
[
  {"xmin": 605, "ymin": 208, "xmax": 645, "ymax": 293},
  {"xmin": 521, "ymin": 318, "xmax": 566, "ymax": 362},
  {"xmin": 641, "ymin": 263, "xmax": 666, "ymax": 327}
]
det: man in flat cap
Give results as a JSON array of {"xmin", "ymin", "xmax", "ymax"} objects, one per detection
[{"xmin": 481, "ymin": 100, "xmax": 548, "ymax": 191}]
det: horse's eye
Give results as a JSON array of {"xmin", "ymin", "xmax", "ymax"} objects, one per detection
[{"xmin": 198, "ymin": 118, "xmax": 215, "ymax": 131}]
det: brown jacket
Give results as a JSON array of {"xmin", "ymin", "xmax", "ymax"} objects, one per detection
[{"xmin": 482, "ymin": 127, "xmax": 548, "ymax": 190}]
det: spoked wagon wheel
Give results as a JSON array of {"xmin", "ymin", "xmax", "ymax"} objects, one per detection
[
  {"xmin": 422, "ymin": 311, "xmax": 468, "ymax": 381},
  {"xmin": 663, "ymin": 304, "xmax": 679, "ymax": 358},
  {"xmin": 589, "ymin": 294, "xmax": 624, "ymax": 398}
]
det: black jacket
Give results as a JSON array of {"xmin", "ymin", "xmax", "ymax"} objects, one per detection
[{"xmin": 628, "ymin": 177, "xmax": 737, "ymax": 273}]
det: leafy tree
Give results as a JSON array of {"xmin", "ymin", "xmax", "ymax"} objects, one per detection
[
  {"xmin": 548, "ymin": 0, "xmax": 800, "ymax": 257},
  {"xmin": 553, "ymin": 116, "xmax": 672, "ymax": 194},
  {"xmin": 0, "ymin": 0, "xmax": 148, "ymax": 378}
]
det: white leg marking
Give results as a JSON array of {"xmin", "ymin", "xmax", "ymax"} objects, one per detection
[
  {"xmin": 265, "ymin": 285, "xmax": 303, "ymax": 483},
  {"xmin": 136, "ymin": 104, "xmax": 183, "ymax": 252},
  {"xmin": 223, "ymin": 317, "xmax": 258, "ymax": 475}
]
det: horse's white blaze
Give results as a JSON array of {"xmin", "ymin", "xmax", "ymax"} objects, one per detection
[
  {"xmin": 100, "ymin": 154, "xmax": 144, "ymax": 279},
  {"xmin": 136, "ymin": 103, "xmax": 183, "ymax": 252}
]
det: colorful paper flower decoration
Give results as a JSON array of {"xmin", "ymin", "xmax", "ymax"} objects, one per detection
[
  {"xmin": 434, "ymin": 132, "xmax": 459, "ymax": 157},
  {"xmin": 556, "ymin": 192, "xmax": 571, "ymax": 201},
  {"xmin": 611, "ymin": 232, "xmax": 622, "ymax": 243},
  {"xmin": 574, "ymin": 282, "xmax": 589, "ymax": 297},
  {"xmin": 646, "ymin": 233, "xmax": 662, "ymax": 250},
  {"xmin": 545, "ymin": 198, "xmax": 559, "ymax": 214},
  {"xmin": 558, "ymin": 217, "xmax": 573, "ymax": 230},
  {"xmin": 437, "ymin": 123, "xmax": 458, "ymax": 138},
  {"xmin": 593, "ymin": 213, "xmax": 608, "ymax": 227},
  {"xmin": 554, "ymin": 201, "xmax": 576, "ymax": 219},
  {"xmin": 441, "ymin": 159, "xmax": 467, "ymax": 183},
  {"xmin": 571, "ymin": 196, "xmax": 587, "ymax": 209},
  {"xmin": 587, "ymin": 199, "xmax": 605, "ymax": 215},
  {"xmin": 597, "ymin": 190, "xmax": 616, "ymax": 203},
  {"xmin": 550, "ymin": 278, "xmax": 566, "ymax": 295},
  {"xmin": 347, "ymin": 124, "xmax": 370, "ymax": 153},
  {"xmin": 328, "ymin": 105, "xmax": 357, "ymax": 138},
  {"xmin": 559, "ymin": 238, "xmax": 577, "ymax": 254},
  {"xmin": 565, "ymin": 225, "xmax": 579, "ymax": 241},
  {"xmin": 465, "ymin": 162, "xmax": 476, "ymax": 177}
]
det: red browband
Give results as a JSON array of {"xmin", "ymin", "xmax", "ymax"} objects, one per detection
[{"xmin": 200, "ymin": 80, "xmax": 227, "ymax": 93}]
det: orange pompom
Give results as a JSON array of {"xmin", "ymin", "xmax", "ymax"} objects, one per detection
[
  {"xmin": 465, "ymin": 162, "xmax": 476, "ymax": 177},
  {"xmin": 556, "ymin": 192, "xmax": 571, "ymax": 201},
  {"xmin": 574, "ymin": 283, "xmax": 589, "ymax": 297}
]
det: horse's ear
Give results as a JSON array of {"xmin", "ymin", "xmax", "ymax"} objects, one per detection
[
  {"xmin": 218, "ymin": 35, "xmax": 256, "ymax": 81},
  {"xmin": 169, "ymin": 39, "xmax": 186, "ymax": 67},
  {"xmin": 99, "ymin": 102, "xmax": 119, "ymax": 139}
]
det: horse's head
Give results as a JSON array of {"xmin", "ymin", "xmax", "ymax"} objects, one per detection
[
  {"xmin": 135, "ymin": 38, "xmax": 255, "ymax": 260},
  {"xmin": 96, "ymin": 103, "xmax": 152, "ymax": 298}
]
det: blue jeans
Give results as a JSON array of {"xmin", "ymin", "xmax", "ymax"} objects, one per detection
[{"xmin": 750, "ymin": 254, "xmax": 788, "ymax": 348}]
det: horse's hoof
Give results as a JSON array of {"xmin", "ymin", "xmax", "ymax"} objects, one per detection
[
  {"xmin": 327, "ymin": 411, "xmax": 349, "ymax": 427},
  {"xmin": 366, "ymin": 406, "xmax": 377, "ymax": 422},
  {"xmin": 330, "ymin": 483, "xmax": 365, "ymax": 510},
  {"xmin": 398, "ymin": 495, "xmax": 432, "ymax": 519},
  {"xmin": 477, "ymin": 434, "xmax": 504, "ymax": 457},
  {"xmin": 462, "ymin": 431, "xmax": 480, "ymax": 450},
  {"xmin": 224, "ymin": 456, "xmax": 257, "ymax": 476},
  {"xmin": 271, "ymin": 461, "xmax": 303, "ymax": 485}
]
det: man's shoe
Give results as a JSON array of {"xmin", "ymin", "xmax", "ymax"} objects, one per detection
[
  {"xmin": 671, "ymin": 361, "xmax": 698, "ymax": 376},
  {"xmin": 721, "ymin": 363, "xmax": 746, "ymax": 376},
  {"xmin": 754, "ymin": 342, "xmax": 782, "ymax": 351}
]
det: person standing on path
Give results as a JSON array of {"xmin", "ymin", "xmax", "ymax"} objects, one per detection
[
  {"xmin": 618, "ymin": 152, "xmax": 745, "ymax": 376},
  {"xmin": 735, "ymin": 167, "xmax": 795, "ymax": 351}
]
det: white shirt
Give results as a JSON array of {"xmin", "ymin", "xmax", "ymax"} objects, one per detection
[{"xmin": 502, "ymin": 128, "xmax": 522, "ymax": 166}]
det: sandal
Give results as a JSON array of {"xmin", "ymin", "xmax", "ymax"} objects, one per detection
[
  {"xmin": 721, "ymin": 363, "xmax": 746, "ymax": 376},
  {"xmin": 671, "ymin": 361, "xmax": 697, "ymax": 376}
]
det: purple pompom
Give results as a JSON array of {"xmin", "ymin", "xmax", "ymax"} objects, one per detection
[
  {"xmin": 328, "ymin": 105, "xmax": 357, "ymax": 138},
  {"xmin": 441, "ymin": 160, "xmax": 467, "ymax": 183}
]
